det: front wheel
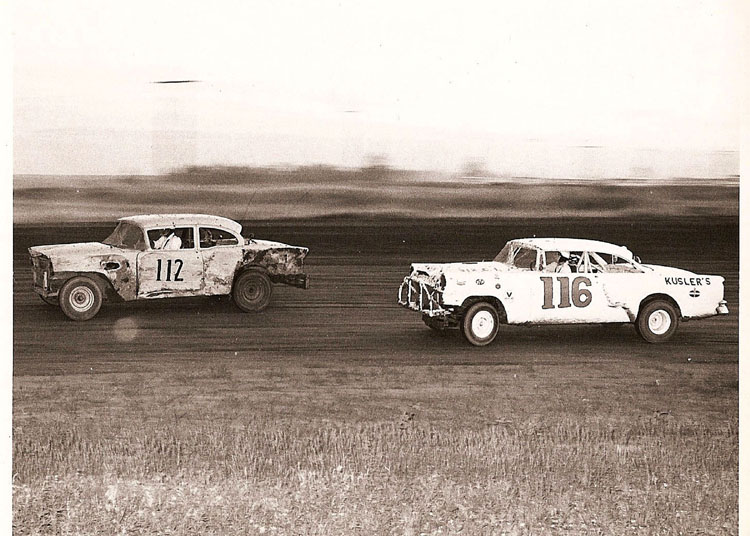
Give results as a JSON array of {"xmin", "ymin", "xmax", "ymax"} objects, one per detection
[
  {"xmin": 461, "ymin": 302, "xmax": 500, "ymax": 346},
  {"xmin": 59, "ymin": 276, "xmax": 103, "ymax": 321},
  {"xmin": 232, "ymin": 269, "xmax": 273, "ymax": 312},
  {"xmin": 636, "ymin": 300, "xmax": 679, "ymax": 343}
]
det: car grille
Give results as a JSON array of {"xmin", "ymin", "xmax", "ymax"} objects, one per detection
[
  {"xmin": 398, "ymin": 277, "xmax": 446, "ymax": 316},
  {"xmin": 31, "ymin": 255, "xmax": 51, "ymax": 290}
]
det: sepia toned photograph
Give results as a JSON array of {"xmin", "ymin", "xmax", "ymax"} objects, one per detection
[{"xmin": 10, "ymin": 1, "xmax": 740, "ymax": 534}]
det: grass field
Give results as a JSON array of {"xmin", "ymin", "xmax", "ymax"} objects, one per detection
[{"xmin": 13, "ymin": 357, "xmax": 738, "ymax": 535}]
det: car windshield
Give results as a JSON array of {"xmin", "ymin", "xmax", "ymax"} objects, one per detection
[
  {"xmin": 103, "ymin": 222, "xmax": 146, "ymax": 250},
  {"xmin": 493, "ymin": 243, "xmax": 513, "ymax": 263},
  {"xmin": 493, "ymin": 242, "xmax": 538, "ymax": 270}
]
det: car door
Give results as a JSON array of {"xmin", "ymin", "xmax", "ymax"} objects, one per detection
[
  {"xmin": 589, "ymin": 252, "xmax": 645, "ymax": 322},
  {"xmin": 528, "ymin": 250, "xmax": 612, "ymax": 324},
  {"xmin": 198, "ymin": 226, "xmax": 243, "ymax": 296},
  {"xmin": 137, "ymin": 226, "xmax": 203, "ymax": 298}
]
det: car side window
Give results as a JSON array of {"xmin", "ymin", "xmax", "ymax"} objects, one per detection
[
  {"xmin": 543, "ymin": 251, "xmax": 572, "ymax": 273},
  {"xmin": 566, "ymin": 252, "xmax": 584, "ymax": 273},
  {"xmin": 587, "ymin": 252, "xmax": 609, "ymax": 272},
  {"xmin": 199, "ymin": 227, "xmax": 239, "ymax": 249},
  {"xmin": 147, "ymin": 227, "xmax": 194, "ymax": 250}
]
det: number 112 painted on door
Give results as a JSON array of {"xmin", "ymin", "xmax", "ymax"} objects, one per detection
[{"xmin": 156, "ymin": 258, "xmax": 184, "ymax": 282}]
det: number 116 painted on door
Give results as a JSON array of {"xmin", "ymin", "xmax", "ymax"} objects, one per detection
[{"xmin": 540, "ymin": 276, "xmax": 592, "ymax": 309}]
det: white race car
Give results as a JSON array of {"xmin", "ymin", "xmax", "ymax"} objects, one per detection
[{"xmin": 398, "ymin": 237, "xmax": 729, "ymax": 346}]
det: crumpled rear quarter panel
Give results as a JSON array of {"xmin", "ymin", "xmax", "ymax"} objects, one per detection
[{"xmin": 240, "ymin": 243, "xmax": 308, "ymax": 276}]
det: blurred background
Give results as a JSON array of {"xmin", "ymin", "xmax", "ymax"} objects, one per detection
[{"xmin": 12, "ymin": 0, "xmax": 741, "ymax": 223}]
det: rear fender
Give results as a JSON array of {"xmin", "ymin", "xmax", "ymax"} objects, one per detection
[
  {"xmin": 638, "ymin": 293, "xmax": 682, "ymax": 320},
  {"xmin": 239, "ymin": 246, "xmax": 308, "ymax": 276}
]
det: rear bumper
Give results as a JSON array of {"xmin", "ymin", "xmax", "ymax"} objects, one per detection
[{"xmin": 273, "ymin": 273, "xmax": 309, "ymax": 289}]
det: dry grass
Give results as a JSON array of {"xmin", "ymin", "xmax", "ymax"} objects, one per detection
[
  {"xmin": 13, "ymin": 418, "xmax": 738, "ymax": 535},
  {"xmin": 13, "ymin": 359, "xmax": 738, "ymax": 535}
]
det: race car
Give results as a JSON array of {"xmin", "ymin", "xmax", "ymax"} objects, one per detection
[
  {"xmin": 29, "ymin": 214, "xmax": 309, "ymax": 320},
  {"xmin": 398, "ymin": 237, "xmax": 728, "ymax": 346}
]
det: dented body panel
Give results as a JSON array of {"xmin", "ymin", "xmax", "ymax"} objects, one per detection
[
  {"xmin": 30, "ymin": 242, "xmax": 140, "ymax": 300},
  {"xmin": 398, "ymin": 237, "xmax": 728, "ymax": 330},
  {"xmin": 29, "ymin": 213, "xmax": 309, "ymax": 306}
]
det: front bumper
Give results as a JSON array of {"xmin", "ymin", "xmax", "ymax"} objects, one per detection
[
  {"xmin": 716, "ymin": 300, "xmax": 729, "ymax": 315},
  {"xmin": 30, "ymin": 254, "xmax": 57, "ymax": 297},
  {"xmin": 397, "ymin": 277, "xmax": 448, "ymax": 317}
]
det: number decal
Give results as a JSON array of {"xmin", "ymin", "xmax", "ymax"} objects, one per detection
[
  {"xmin": 571, "ymin": 276, "xmax": 592, "ymax": 307},
  {"xmin": 559, "ymin": 276, "xmax": 571, "ymax": 308},
  {"xmin": 540, "ymin": 276, "xmax": 592, "ymax": 309},
  {"xmin": 156, "ymin": 258, "xmax": 185, "ymax": 282},
  {"xmin": 173, "ymin": 259, "xmax": 184, "ymax": 281},
  {"xmin": 541, "ymin": 277, "xmax": 554, "ymax": 309}
]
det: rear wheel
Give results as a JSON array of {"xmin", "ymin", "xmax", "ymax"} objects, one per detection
[
  {"xmin": 59, "ymin": 276, "xmax": 103, "ymax": 321},
  {"xmin": 232, "ymin": 269, "xmax": 273, "ymax": 312},
  {"xmin": 461, "ymin": 302, "xmax": 499, "ymax": 346},
  {"xmin": 636, "ymin": 300, "xmax": 679, "ymax": 343}
]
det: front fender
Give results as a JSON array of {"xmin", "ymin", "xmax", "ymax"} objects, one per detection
[{"xmin": 48, "ymin": 270, "xmax": 128, "ymax": 301}]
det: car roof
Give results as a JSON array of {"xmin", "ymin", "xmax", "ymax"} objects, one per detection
[
  {"xmin": 511, "ymin": 238, "xmax": 634, "ymax": 260},
  {"xmin": 119, "ymin": 214, "xmax": 242, "ymax": 234}
]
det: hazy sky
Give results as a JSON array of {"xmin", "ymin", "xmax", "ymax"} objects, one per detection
[{"xmin": 13, "ymin": 0, "xmax": 742, "ymax": 176}]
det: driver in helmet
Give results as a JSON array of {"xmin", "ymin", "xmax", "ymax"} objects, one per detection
[{"xmin": 545, "ymin": 251, "xmax": 572, "ymax": 273}]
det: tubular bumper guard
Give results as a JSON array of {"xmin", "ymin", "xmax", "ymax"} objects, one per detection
[{"xmin": 397, "ymin": 277, "xmax": 447, "ymax": 317}]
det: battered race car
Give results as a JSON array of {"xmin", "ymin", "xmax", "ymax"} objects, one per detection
[
  {"xmin": 398, "ymin": 238, "xmax": 728, "ymax": 346},
  {"xmin": 29, "ymin": 214, "xmax": 309, "ymax": 320}
]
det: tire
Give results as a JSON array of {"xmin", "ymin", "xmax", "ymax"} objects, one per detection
[
  {"xmin": 59, "ymin": 276, "xmax": 103, "ymax": 321},
  {"xmin": 461, "ymin": 302, "xmax": 500, "ymax": 346},
  {"xmin": 39, "ymin": 295, "xmax": 58, "ymax": 306},
  {"xmin": 232, "ymin": 269, "xmax": 273, "ymax": 312},
  {"xmin": 636, "ymin": 300, "xmax": 679, "ymax": 343}
]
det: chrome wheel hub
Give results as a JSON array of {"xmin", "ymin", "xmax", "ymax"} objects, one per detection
[
  {"xmin": 648, "ymin": 310, "xmax": 671, "ymax": 335},
  {"xmin": 70, "ymin": 286, "xmax": 95, "ymax": 312},
  {"xmin": 471, "ymin": 311, "xmax": 495, "ymax": 339}
]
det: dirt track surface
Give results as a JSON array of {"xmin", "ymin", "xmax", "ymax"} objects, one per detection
[{"xmin": 13, "ymin": 217, "xmax": 738, "ymax": 376}]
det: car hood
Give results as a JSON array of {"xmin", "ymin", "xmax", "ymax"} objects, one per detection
[
  {"xmin": 29, "ymin": 242, "xmax": 123, "ymax": 261},
  {"xmin": 411, "ymin": 261, "xmax": 511, "ymax": 281},
  {"xmin": 29, "ymin": 242, "xmax": 134, "ymax": 273}
]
